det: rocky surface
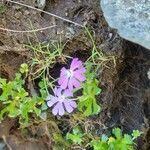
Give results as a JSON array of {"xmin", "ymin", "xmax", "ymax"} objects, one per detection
[
  {"xmin": 148, "ymin": 69, "xmax": 150, "ymax": 80},
  {"xmin": 100, "ymin": 0, "xmax": 150, "ymax": 49}
]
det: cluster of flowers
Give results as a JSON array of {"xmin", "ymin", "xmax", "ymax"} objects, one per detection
[{"xmin": 46, "ymin": 58, "xmax": 86, "ymax": 116}]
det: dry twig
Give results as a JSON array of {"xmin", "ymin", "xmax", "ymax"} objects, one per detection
[
  {"xmin": 6, "ymin": 0, "xmax": 84, "ymax": 27},
  {"xmin": 0, "ymin": 25, "xmax": 56, "ymax": 33}
]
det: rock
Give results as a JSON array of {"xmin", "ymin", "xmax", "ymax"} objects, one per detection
[
  {"xmin": 100, "ymin": 0, "xmax": 150, "ymax": 49},
  {"xmin": 148, "ymin": 69, "xmax": 150, "ymax": 80},
  {"xmin": 0, "ymin": 141, "xmax": 6, "ymax": 150},
  {"xmin": 35, "ymin": 0, "xmax": 46, "ymax": 10}
]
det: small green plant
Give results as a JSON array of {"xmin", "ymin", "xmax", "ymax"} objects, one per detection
[
  {"xmin": 78, "ymin": 64, "xmax": 101, "ymax": 116},
  {"xmin": 20, "ymin": 63, "xmax": 29, "ymax": 74},
  {"xmin": 0, "ymin": 64, "xmax": 45, "ymax": 125},
  {"xmin": 132, "ymin": 130, "xmax": 142, "ymax": 140},
  {"xmin": 90, "ymin": 134, "xmax": 109, "ymax": 150},
  {"xmin": 66, "ymin": 127, "xmax": 142, "ymax": 150},
  {"xmin": 90, "ymin": 128, "xmax": 142, "ymax": 150},
  {"xmin": 66, "ymin": 127, "xmax": 84, "ymax": 144}
]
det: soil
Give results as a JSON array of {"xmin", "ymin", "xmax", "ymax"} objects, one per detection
[{"xmin": 0, "ymin": 0, "xmax": 150, "ymax": 150}]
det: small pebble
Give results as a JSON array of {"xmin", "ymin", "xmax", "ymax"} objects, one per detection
[{"xmin": 36, "ymin": 0, "xmax": 46, "ymax": 10}]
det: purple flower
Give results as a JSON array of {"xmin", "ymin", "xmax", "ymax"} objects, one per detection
[
  {"xmin": 47, "ymin": 87, "xmax": 77, "ymax": 116},
  {"xmin": 58, "ymin": 58, "xmax": 86, "ymax": 91}
]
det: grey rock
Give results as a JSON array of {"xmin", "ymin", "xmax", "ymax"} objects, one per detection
[
  {"xmin": 148, "ymin": 68, "xmax": 150, "ymax": 80},
  {"xmin": 100, "ymin": 0, "xmax": 150, "ymax": 49},
  {"xmin": 35, "ymin": 0, "xmax": 46, "ymax": 10},
  {"xmin": 0, "ymin": 142, "xmax": 6, "ymax": 150}
]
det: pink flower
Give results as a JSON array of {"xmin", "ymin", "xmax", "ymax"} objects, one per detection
[
  {"xmin": 47, "ymin": 87, "xmax": 77, "ymax": 116},
  {"xmin": 58, "ymin": 58, "xmax": 86, "ymax": 91}
]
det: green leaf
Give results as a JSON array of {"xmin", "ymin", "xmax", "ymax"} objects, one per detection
[
  {"xmin": 90, "ymin": 139, "xmax": 109, "ymax": 150},
  {"xmin": 67, "ymin": 133, "xmax": 82, "ymax": 144},
  {"xmin": 20, "ymin": 63, "xmax": 29, "ymax": 74},
  {"xmin": 132, "ymin": 130, "xmax": 142, "ymax": 140},
  {"xmin": 123, "ymin": 134, "xmax": 133, "ymax": 145},
  {"xmin": 112, "ymin": 128, "xmax": 122, "ymax": 139},
  {"xmin": 66, "ymin": 128, "xmax": 83, "ymax": 144},
  {"xmin": 0, "ymin": 82, "xmax": 13, "ymax": 101},
  {"xmin": 41, "ymin": 103, "xmax": 48, "ymax": 111},
  {"xmin": 0, "ymin": 78, "xmax": 7, "ymax": 88},
  {"xmin": 1, "ymin": 102, "xmax": 20, "ymax": 118},
  {"xmin": 34, "ymin": 108, "xmax": 41, "ymax": 116},
  {"xmin": 39, "ymin": 112, "xmax": 47, "ymax": 120},
  {"xmin": 38, "ymin": 80, "xmax": 48, "ymax": 99},
  {"xmin": 78, "ymin": 72, "xmax": 101, "ymax": 116},
  {"xmin": 78, "ymin": 95, "xmax": 101, "ymax": 116}
]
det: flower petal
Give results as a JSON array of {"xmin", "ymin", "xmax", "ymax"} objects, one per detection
[
  {"xmin": 46, "ymin": 95, "xmax": 52, "ymax": 101},
  {"xmin": 54, "ymin": 87, "xmax": 62, "ymax": 97},
  {"xmin": 58, "ymin": 102, "xmax": 65, "ymax": 116},
  {"xmin": 47, "ymin": 97, "xmax": 58, "ymax": 107},
  {"xmin": 68, "ymin": 79, "xmax": 74, "ymax": 91},
  {"xmin": 68, "ymin": 77, "xmax": 81, "ymax": 90},
  {"xmin": 58, "ymin": 67, "xmax": 68, "ymax": 85},
  {"xmin": 52, "ymin": 103, "xmax": 60, "ymax": 115},
  {"xmin": 58, "ymin": 77, "xmax": 64, "ymax": 85},
  {"xmin": 72, "ymin": 78, "xmax": 81, "ymax": 89},
  {"xmin": 74, "ymin": 71, "xmax": 86, "ymax": 81},
  {"xmin": 63, "ymin": 100, "xmax": 74, "ymax": 113},
  {"xmin": 63, "ymin": 89, "xmax": 73, "ymax": 97},
  {"xmin": 77, "ymin": 67, "xmax": 86, "ymax": 73},
  {"xmin": 69, "ymin": 101, "xmax": 77, "ymax": 108},
  {"xmin": 70, "ymin": 58, "xmax": 82, "ymax": 70},
  {"xmin": 60, "ymin": 67, "xmax": 67, "ymax": 76},
  {"xmin": 52, "ymin": 102, "xmax": 65, "ymax": 116},
  {"xmin": 59, "ymin": 76, "xmax": 69, "ymax": 89}
]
